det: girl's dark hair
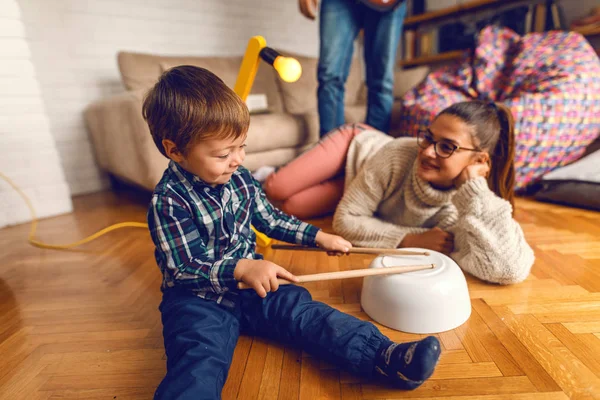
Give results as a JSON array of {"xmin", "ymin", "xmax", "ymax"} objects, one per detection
[{"xmin": 438, "ymin": 100, "xmax": 516, "ymax": 211}]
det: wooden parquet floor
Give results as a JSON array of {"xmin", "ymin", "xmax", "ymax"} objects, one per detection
[{"xmin": 1, "ymin": 189, "xmax": 599, "ymax": 400}]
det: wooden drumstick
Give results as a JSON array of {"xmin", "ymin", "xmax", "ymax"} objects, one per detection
[
  {"xmin": 236, "ymin": 264, "xmax": 435, "ymax": 290},
  {"xmin": 270, "ymin": 244, "xmax": 430, "ymax": 256}
]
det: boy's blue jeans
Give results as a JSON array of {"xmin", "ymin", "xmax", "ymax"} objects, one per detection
[
  {"xmin": 318, "ymin": 0, "xmax": 406, "ymax": 136},
  {"xmin": 154, "ymin": 285, "xmax": 389, "ymax": 400}
]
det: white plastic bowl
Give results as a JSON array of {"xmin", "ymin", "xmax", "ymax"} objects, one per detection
[{"xmin": 360, "ymin": 248, "xmax": 471, "ymax": 334}]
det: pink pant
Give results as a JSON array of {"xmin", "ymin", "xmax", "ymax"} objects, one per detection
[{"xmin": 264, "ymin": 123, "xmax": 370, "ymax": 219}]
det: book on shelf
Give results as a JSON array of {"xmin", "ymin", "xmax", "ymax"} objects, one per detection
[
  {"xmin": 402, "ymin": 27, "xmax": 440, "ymax": 62},
  {"xmin": 524, "ymin": 5, "xmax": 534, "ymax": 34},
  {"xmin": 404, "ymin": 29, "xmax": 415, "ymax": 61},
  {"xmin": 548, "ymin": 0, "xmax": 566, "ymax": 30},
  {"xmin": 530, "ymin": 0, "xmax": 566, "ymax": 32},
  {"xmin": 534, "ymin": 3, "xmax": 547, "ymax": 32},
  {"xmin": 417, "ymin": 29, "xmax": 438, "ymax": 58}
]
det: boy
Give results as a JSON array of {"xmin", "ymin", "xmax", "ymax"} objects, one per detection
[{"xmin": 143, "ymin": 65, "xmax": 441, "ymax": 399}]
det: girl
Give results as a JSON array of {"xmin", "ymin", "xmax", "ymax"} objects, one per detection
[{"xmin": 264, "ymin": 101, "xmax": 534, "ymax": 284}]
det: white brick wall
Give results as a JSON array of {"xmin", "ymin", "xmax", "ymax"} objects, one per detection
[
  {"xmin": 16, "ymin": 0, "xmax": 321, "ymax": 195},
  {"xmin": 0, "ymin": 0, "xmax": 72, "ymax": 229}
]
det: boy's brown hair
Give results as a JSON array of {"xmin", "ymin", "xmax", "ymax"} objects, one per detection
[{"xmin": 142, "ymin": 65, "xmax": 250, "ymax": 157}]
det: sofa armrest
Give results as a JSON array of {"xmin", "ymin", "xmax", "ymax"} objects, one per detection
[{"xmin": 84, "ymin": 89, "xmax": 168, "ymax": 191}]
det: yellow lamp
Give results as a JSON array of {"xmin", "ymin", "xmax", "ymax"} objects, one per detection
[
  {"xmin": 273, "ymin": 56, "xmax": 302, "ymax": 83},
  {"xmin": 234, "ymin": 36, "xmax": 303, "ymax": 248},
  {"xmin": 234, "ymin": 36, "xmax": 302, "ymax": 101}
]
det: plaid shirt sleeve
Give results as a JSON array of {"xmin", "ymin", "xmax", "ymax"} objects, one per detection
[
  {"xmin": 250, "ymin": 176, "xmax": 319, "ymax": 246},
  {"xmin": 148, "ymin": 193, "xmax": 239, "ymax": 292}
]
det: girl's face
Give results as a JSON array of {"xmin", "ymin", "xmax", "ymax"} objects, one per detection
[{"xmin": 416, "ymin": 114, "xmax": 484, "ymax": 189}]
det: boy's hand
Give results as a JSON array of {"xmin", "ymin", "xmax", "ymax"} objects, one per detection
[
  {"xmin": 315, "ymin": 231, "xmax": 352, "ymax": 256},
  {"xmin": 400, "ymin": 228, "xmax": 454, "ymax": 255},
  {"xmin": 234, "ymin": 259, "xmax": 298, "ymax": 298}
]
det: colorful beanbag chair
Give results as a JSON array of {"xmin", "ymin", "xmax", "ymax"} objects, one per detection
[{"xmin": 396, "ymin": 26, "xmax": 600, "ymax": 191}]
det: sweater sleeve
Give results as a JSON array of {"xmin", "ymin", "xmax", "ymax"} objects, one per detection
[
  {"xmin": 449, "ymin": 177, "xmax": 534, "ymax": 284},
  {"xmin": 333, "ymin": 146, "xmax": 427, "ymax": 248}
]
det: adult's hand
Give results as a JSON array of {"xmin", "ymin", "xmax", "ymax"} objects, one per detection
[
  {"xmin": 400, "ymin": 228, "xmax": 454, "ymax": 255},
  {"xmin": 299, "ymin": 0, "xmax": 318, "ymax": 20}
]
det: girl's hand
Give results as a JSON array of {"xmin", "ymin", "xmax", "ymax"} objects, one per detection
[
  {"xmin": 315, "ymin": 231, "xmax": 352, "ymax": 256},
  {"xmin": 400, "ymin": 228, "xmax": 454, "ymax": 255},
  {"xmin": 454, "ymin": 162, "xmax": 489, "ymax": 189}
]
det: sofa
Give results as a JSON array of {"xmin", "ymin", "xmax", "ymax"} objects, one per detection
[{"xmin": 84, "ymin": 50, "xmax": 429, "ymax": 191}]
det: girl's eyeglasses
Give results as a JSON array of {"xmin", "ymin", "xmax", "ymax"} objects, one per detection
[{"xmin": 417, "ymin": 130, "xmax": 480, "ymax": 158}]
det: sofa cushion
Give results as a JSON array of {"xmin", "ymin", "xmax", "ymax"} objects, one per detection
[
  {"xmin": 160, "ymin": 57, "xmax": 243, "ymax": 88},
  {"xmin": 276, "ymin": 52, "xmax": 363, "ymax": 115},
  {"xmin": 535, "ymin": 149, "xmax": 600, "ymax": 211},
  {"xmin": 393, "ymin": 66, "xmax": 429, "ymax": 99},
  {"xmin": 118, "ymin": 52, "xmax": 165, "ymax": 91},
  {"xmin": 244, "ymin": 112, "xmax": 310, "ymax": 153},
  {"xmin": 117, "ymin": 51, "xmax": 284, "ymax": 112},
  {"xmin": 344, "ymin": 105, "xmax": 367, "ymax": 125},
  {"xmin": 353, "ymin": 66, "xmax": 429, "ymax": 106}
]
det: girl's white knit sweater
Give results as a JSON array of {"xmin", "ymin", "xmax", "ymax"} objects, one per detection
[{"xmin": 333, "ymin": 131, "xmax": 534, "ymax": 284}]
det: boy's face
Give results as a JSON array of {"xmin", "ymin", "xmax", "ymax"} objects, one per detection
[{"xmin": 163, "ymin": 134, "xmax": 247, "ymax": 187}]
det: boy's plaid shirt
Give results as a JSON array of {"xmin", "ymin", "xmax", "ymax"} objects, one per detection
[{"xmin": 148, "ymin": 161, "xmax": 319, "ymax": 308}]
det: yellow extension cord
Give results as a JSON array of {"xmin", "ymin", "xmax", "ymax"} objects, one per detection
[
  {"xmin": 0, "ymin": 171, "xmax": 147, "ymax": 250},
  {"xmin": 0, "ymin": 171, "xmax": 271, "ymax": 250}
]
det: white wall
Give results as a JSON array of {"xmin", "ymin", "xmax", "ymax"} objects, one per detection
[
  {"xmin": 0, "ymin": 0, "xmax": 73, "ymax": 228},
  {"xmin": 16, "ymin": 0, "xmax": 320, "ymax": 195}
]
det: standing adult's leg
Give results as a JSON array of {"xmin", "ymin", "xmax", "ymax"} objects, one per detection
[
  {"xmin": 362, "ymin": 2, "xmax": 407, "ymax": 133},
  {"xmin": 154, "ymin": 290, "xmax": 240, "ymax": 400},
  {"xmin": 318, "ymin": 0, "xmax": 362, "ymax": 136}
]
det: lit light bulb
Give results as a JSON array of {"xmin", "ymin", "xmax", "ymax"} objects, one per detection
[{"xmin": 273, "ymin": 57, "xmax": 302, "ymax": 83}]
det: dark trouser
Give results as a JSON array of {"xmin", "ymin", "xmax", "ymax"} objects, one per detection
[{"xmin": 154, "ymin": 285, "xmax": 389, "ymax": 400}]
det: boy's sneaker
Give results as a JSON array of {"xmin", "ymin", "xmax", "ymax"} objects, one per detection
[{"xmin": 374, "ymin": 336, "xmax": 441, "ymax": 389}]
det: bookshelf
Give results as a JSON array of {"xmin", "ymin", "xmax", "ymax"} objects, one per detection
[
  {"xmin": 400, "ymin": 0, "xmax": 599, "ymax": 68},
  {"xmin": 399, "ymin": 26, "xmax": 600, "ymax": 68},
  {"xmin": 573, "ymin": 25, "xmax": 600, "ymax": 38},
  {"xmin": 403, "ymin": 0, "xmax": 524, "ymax": 29},
  {"xmin": 399, "ymin": 50, "xmax": 465, "ymax": 68}
]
